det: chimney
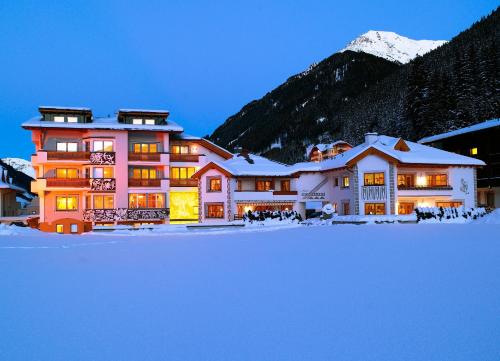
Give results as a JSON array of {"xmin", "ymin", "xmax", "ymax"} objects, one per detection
[{"xmin": 365, "ymin": 132, "xmax": 378, "ymax": 145}]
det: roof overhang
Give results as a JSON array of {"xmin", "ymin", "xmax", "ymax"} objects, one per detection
[{"xmin": 192, "ymin": 162, "xmax": 233, "ymax": 179}]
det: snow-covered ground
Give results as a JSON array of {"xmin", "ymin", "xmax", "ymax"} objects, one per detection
[{"xmin": 1, "ymin": 219, "xmax": 499, "ymax": 360}]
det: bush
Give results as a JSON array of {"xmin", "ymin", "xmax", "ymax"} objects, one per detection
[
  {"xmin": 415, "ymin": 206, "xmax": 486, "ymax": 223},
  {"xmin": 243, "ymin": 210, "xmax": 302, "ymax": 223}
]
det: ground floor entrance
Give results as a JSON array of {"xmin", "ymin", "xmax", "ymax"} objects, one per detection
[{"xmin": 169, "ymin": 191, "xmax": 199, "ymax": 224}]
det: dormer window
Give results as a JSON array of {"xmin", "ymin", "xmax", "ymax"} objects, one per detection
[
  {"xmin": 39, "ymin": 107, "xmax": 92, "ymax": 123},
  {"xmin": 132, "ymin": 118, "xmax": 157, "ymax": 125},
  {"xmin": 118, "ymin": 110, "xmax": 169, "ymax": 125}
]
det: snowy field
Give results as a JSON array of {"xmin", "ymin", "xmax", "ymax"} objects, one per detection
[{"xmin": 1, "ymin": 220, "xmax": 500, "ymax": 360}]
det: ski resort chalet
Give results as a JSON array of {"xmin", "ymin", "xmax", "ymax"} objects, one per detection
[{"xmin": 23, "ymin": 107, "xmax": 484, "ymax": 233}]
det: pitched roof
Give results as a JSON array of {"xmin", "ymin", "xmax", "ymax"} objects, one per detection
[{"xmin": 419, "ymin": 118, "xmax": 500, "ymax": 144}]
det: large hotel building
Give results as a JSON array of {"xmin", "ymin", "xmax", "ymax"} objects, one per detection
[{"xmin": 24, "ymin": 106, "xmax": 484, "ymax": 233}]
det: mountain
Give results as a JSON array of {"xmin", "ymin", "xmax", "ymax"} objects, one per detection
[
  {"xmin": 341, "ymin": 30, "xmax": 446, "ymax": 64},
  {"xmin": 2, "ymin": 158, "xmax": 35, "ymax": 178},
  {"xmin": 210, "ymin": 7, "xmax": 499, "ymax": 164}
]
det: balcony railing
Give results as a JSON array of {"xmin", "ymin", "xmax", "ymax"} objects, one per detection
[
  {"xmin": 90, "ymin": 178, "xmax": 116, "ymax": 191},
  {"xmin": 398, "ymin": 185, "xmax": 453, "ymax": 191},
  {"xmin": 128, "ymin": 152, "xmax": 161, "ymax": 162},
  {"xmin": 361, "ymin": 185, "xmax": 387, "ymax": 201},
  {"xmin": 46, "ymin": 178, "xmax": 90, "ymax": 187},
  {"xmin": 46, "ymin": 151, "xmax": 90, "ymax": 161},
  {"xmin": 128, "ymin": 178, "xmax": 162, "ymax": 187},
  {"xmin": 170, "ymin": 153, "xmax": 200, "ymax": 162},
  {"xmin": 90, "ymin": 152, "xmax": 115, "ymax": 165},
  {"xmin": 272, "ymin": 191, "xmax": 298, "ymax": 196},
  {"xmin": 83, "ymin": 208, "xmax": 169, "ymax": 222},
  {"xmin": 170, "ymin": 178, "xmax": 198, "ymax": 187}
]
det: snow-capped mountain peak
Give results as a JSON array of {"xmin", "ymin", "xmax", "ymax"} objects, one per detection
[
  {"xmin": 2, "ymin": 158, "xmax": 35, "ymax": 178},
  {"xmin": 341, "ymin": 30, "xmax": 447, "ymax": 64}
]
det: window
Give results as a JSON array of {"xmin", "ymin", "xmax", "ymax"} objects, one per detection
[
  {"xmin": 67, "ymin": 117, "xmax": 78, "ymax": 123},
  {"xmin": 398, "ymin": 202, "xmax": 414, "ymax": 215},
  {"xmin": 56, "ymin": 224, "xmax": 64, "ymax": 233},
  {"xmin": 365, "ymin": 203, "xmax": 386, "ymax": 215},
  {"xmin": 56, "ymin": 195, "xmax": 78, "ymax": 211},
  {"xmin": 56, "ymin": 142, "xmax": 78, "ymax": 152},
  {"xmin": 93, "ymin": 167, "xmax": 114, "ymax": 179},
  {"xmin": 236, "ymin": 179, "xmax": 242, "ymax": 191},
  {"xmin": 56, "ymin": 168, "xmax": 78, "ymax": 179},
  {"xmin": 208, "ymin": 177, "xmax": 222, "ymax": 192},
  {"xmin": 133, "ymin": 143, "xmax": 158, "ymax": 153},
  {"xmin": 93, "ymin": 195, "xmax": 114, "ymax": 209},
  {"xmin": 132, "ymin": 118, "xmax": 143, "ymax": 125},
  {"xmin": 129, "ymin": 193, "xmax": 164, "ymax": 208},
  {"xmin": 436, "ymin": 201, "xmax": 463, "ymax": 208},
  {"xmin": 54, "ymin": 116, "xmax": 65, "ymax": 123},
  {"xmin": 342, "ymin": 176, "xmax": 350, "ymax": 188},
  {"xmin": 426, "ymin": 174, "xmax": 448, "ymax": 187},
  {"xmin": 131, "ymin": 168, "xmax": 158, "ymax": 179},
  {"xmin": 256, "ymin": 180, "xmax": 272, "ymax": 191},
  {"xmin": 397, "ymin": 174, "xmax": 415, "ymax": 187},
  {"xmin": 70, "ymin": 224, "xmax": 78, "ymax": 233},
  {"xmin": 334, "ymin": 177, "xmax": 339, "ymax": 187},
  {"xmin": 206, "ymin": 203, "xmax": 224, "ymax": 218},
  {"xmin": 470, "ymin": 147, "xmax": 478, "ymax": 155},
  {"xmin": 93, "ymin": 140, "xmax": 113, "ymax": 152},
  {"xmin": 170, "ymin": 167, "xmax": 196, "ymax": 179},
  {"xmin": 343, "ymin": 202, "xmax": 350, "ymax": 215},
  {"xmin": 281, "ymin": 180, "xmax": 290, "ymax": 192},
  {"xmin": 364, "ymin": 172, "xmax": 385, "ymax": 186},
  {"xmin": 145, "ymin": 119, "xmax": 155, "ymax": 125},
  {"xmin": 171, "ymin": 145, "xmax": 190, "ymax": 154}
]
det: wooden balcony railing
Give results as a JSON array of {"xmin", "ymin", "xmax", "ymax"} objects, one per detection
[
  {"xmin": 46, "ymin": 151, "xmax": 90, "ymax": 161},
  {"xmin": 170, "ymin": 153, "xmax": 200, "ymax": 162},
  {"xmin": 398, "ymin": 185, "xmax": 453, "ymax": 191},
  {"xmin": 170, "ymin": 178, "xmax": 198, "ymax": 187},
  {"xmin": 46, "ymin": 178, "xmax": 90, "ymax": 187},
  {"xmin": 128, "ymin": 152, "xmax": 161, "ymax": 162},
  {"xmin": 128, "ymin": 178, "xmax": 162, "ymax": 187},
  {"xmin": 272, "ymin": 191, "xmax": 298, "ymax": 196}
]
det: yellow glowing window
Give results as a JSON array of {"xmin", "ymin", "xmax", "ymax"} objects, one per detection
[
  {"xmin": 365, "ymin": 203, "xmax": 386, "ymax": 215},
  {"xmin": 470, "ymin": 147, "xmax": 478, "ymax": 155},
  {"xmin": 208, "ymin": 177, "xmax": 222, "ymax": 192},
  {"xmin": 171, "ymin": 167, "xmax": 196, "ymax": 179},
  {"xmin": 56, "ymin": 169, "xmax": 78, "ymax": 179},
  {"xmin": 342, "ymin": 176, "xmax": 350, "ymax": 188},
  {"xmin": 56, "ymin": 196, "xmax": 78, "ymax": 211},
  {"xmin": 56, "ymin": 224, "xmax": 64, "ymax": 233},
  {"xmin": 426, "ymin": 174, "xmax": 448, "ymax": 187},
  {"xmin": 147, "ymin": 193, "xmax": 164, "ymax": 208},
  {"xmin": 170, "ymin": 192, "xmax": 199, "ymax": 222},
  {"xmin": 93, "ymin": 195, "xmax": 114, "ymax": 209},
  {"xmin": 364, "ymin": 172, "xmax": 385, "ymax": 186}
]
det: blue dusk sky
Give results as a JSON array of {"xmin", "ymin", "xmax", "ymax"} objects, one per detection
[{"xmin": 0, "ymin": 0, "xmax": 498, "ymax": 159}]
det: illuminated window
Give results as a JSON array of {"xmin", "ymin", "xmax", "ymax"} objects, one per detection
[
  {"xmin": 147, "ymin": 193, "xmax": 164, "ymax": 208},
  {"xmin": 426, "ymin": 174, "xmax": 448, "ymax": 187},
  {"xmin": 470, "ymin": 147, "xmax": 478, "ymax": 155},
  {"xmin": 67, "ymin": 117, "xmax": 78, "ymax": 123},
  {"xmin": 132, "ymin": 118, "xmax": 143, "ymax": 125},
  {"xmin": 56, "ymin": 142, "xmax": 78, "ymax": 152},
  {"xmin": 171, "ymin": 145, "xmax": 190, "ymax": 154},
  {"xmin": 364, "ymin": 172, "xmax": 385, "ymax": 186},
  {"xmin": 56, "ymin": 168, "xmax": 78, "ymax": 179},
  {"xmin": 256, "ymin": 180, "xmax": 272, "ymax": 191},
  {"xmin": 208, "ymin": 177, "xmax": 222, "ymax": 192},
  {"xmin": 93, "ymin": 140, "xmax": 113, "ymax": 152},
  {"xmin": 436, "ymin": 201, "xmax": 463, "ymax": 208},
  {"xmin": 56, "ymin": 224, "xmax": 64, "ymax": 233},
  {"xmin": 131, "ymin": 167, "xmax": 158, "ymax": 179},
  {"xmin": 342, "ymin": 176, "xmax": 350, "ymax": 188},
  {"xmin": 170, "ymin": 167, "xmax": 196, "ymax": 179},
  {"xmin": 397, "ymin": 174, "xmax": 415, "ymax": 187},
  {"xmin": 129, "ymin": 193, "xmax": 147, "ymax": 208},
  {"xmin": 145, "ymin": 119, "xmax": 155, "ymax": 125},
  {"xmin": 56, "ymin": 195, "xmax": 78, "ymax": 211},
  {"xmin": 170, "ymin": 192, "xmax": 199, "ymax": 222},
  {"xmin": 281, "ymin": 180, "xmax": 290, "ymax": 192},
  {"xmin": 70, "ymin": 224, "xmax": 78, "ymax": 233},
  {"xmin": 93, "ymin": 195, "xmax": 114, "ymax": 209},
  {"xmin": 206, "ymin": 203, "xmax": 224, "ymax": 218},
  {"xmin": 54, "ymin": 116, "xmax": 65, "ymax": 123},
  {"xmin": 365, "ymin": 203, "xmax": 386, "ymax": 215},
  {"xmin": 93, "ymin": 167, "xmax": 113, "ymax": 178},
  {"xmin": 129, "ymin": 193, "xmax": 164, "ymax": 208},
  {"xmin": 133, "ymin": 143, "xmax": 159, "ymax": 153},
  {"xmin": 398, "ymin": 202, "xmax": 414, "ymax": 215}
]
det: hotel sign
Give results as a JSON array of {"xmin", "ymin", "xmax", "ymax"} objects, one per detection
[{"xmin": 300, "ymin": 177, "xmax": 329, "ymax": 201}]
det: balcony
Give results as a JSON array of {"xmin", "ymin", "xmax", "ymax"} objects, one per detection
[
  {"xmin": 128, "ymin": 178, "xmax": 162, "ymax": 187},
  {"xmin": 46, "ymin": 151, "xmax": 90, "ymax": 161},
  {"xmin": 397, "ymin": 185, "xmax": 453, "ymax": 191},
  {"xmin": 90, "ymin": 152, "xmax": 116, "ymax": 165},
  {"xmin": 46, "ymin": 178, "xmax": 90, "ymax": 188},
  {"xmin": 170, "ymin": 153, "xmax": 200, "ymax": 162},
  {"xmin": 128, "ymin": 152, "xmax": 161, "ymax": 162},
  {"xmin": 272, "ymin": 191, "xmax": 298, "ymax": 196},
  {"xmin": 170, "ymin": 178, "xmax": 198, "ymax": 187},
  {"xmin": 361, "ymin": 185, "xmax": 387, "ymax": 201},
  {"xmin": 90, "ymin": 178, "xmax": 116, "ymax": 191},
  {"xmin": 83, "ymin": 208, "xmax": 169, "ymax": 222}
]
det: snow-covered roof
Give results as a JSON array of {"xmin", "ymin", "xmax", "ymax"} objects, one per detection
[
  {"xmin": 118, "ymin": 109, "xmax": 170, "ymax": 115},
  {"xmin": 306, "ymin": 141, "xmax": 352, "ymax": 156},
  {"xmin": 22, "ymin": 116, "xmax": 184, "ymax": 132},
  {"xmin": 39, "ymin": 106, "xmax": 92, "ymax": 112},
  {"xmin": 419, "ymin": 119, "xmax": 500, "ymax": 144},
  {"xmin": 219, "ymin": 153, "xmax": 292, "ymax": 176}
]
